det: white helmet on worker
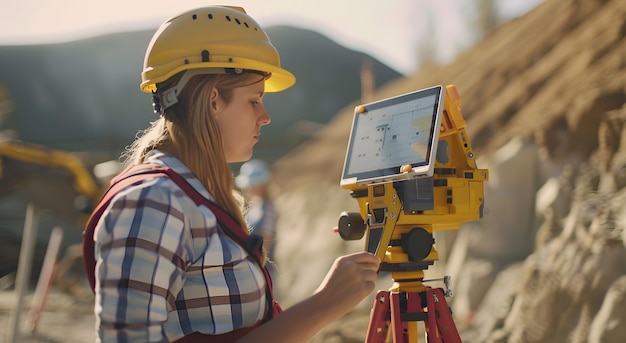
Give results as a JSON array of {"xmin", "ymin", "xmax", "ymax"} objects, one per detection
[
  {"xmin": 236, "ymin": 159, "xmax": 270, "ymax": 189},
  {"xmin": 140, "ymin": 6, "xmax": 296, "ymax": 111}
]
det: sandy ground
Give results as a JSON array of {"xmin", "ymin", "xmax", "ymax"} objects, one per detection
[
  {"xmin": 0, "ymin": 284, "xmax": 402, "ymax": 343},
  {"xmin": 0, "ymin": 289, "xmax": 95, "ymax": 343}
]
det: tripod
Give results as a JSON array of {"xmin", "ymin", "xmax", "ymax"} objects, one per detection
[
  {"xmin": 367, "ymin": 287, "xmax": 459, "ymax": 343},
  {"xmin": 365, "ymin": 243, "xmax": 460, "ymax": 343}
]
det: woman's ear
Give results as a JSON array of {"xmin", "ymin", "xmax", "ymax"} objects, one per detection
[{"xmin": 210, "ymin": 88, "xmax": 222, "ymax": 116}]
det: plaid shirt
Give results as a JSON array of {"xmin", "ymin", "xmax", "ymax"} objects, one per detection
[{"xmin": 93, "ymin": 150, "xmax": 267, "ymax": 342}]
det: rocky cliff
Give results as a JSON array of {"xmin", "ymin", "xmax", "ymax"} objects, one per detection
[{"xmin": 270, "ymin": 0, "xmax": 626, "ymax": 341}]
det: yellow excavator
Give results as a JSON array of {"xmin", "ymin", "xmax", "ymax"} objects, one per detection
[
  {"xmin": 0, "ymin": 138, "xmax": 103, "ymax": 208},
  {"xmin": 0, "ymin": 135, "xmax": 123, "ymax": 218}
]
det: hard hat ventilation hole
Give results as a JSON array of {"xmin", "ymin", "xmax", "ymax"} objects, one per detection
[
  {"xmin": 244, "ymin": 22, "xmax": 249, "ymax": 28},
  {"xmin": 192, "ymin": 14, "xmax": 197, "ymax": 20},
  {"xmin": 184, "ymin": 59, "xmax": 189, "ymax": 64},
  {"xmin": 235, "ymin": 18, "xmax": 241, "ymax": 25},
  {"xmin": 202, "ymin": 50, "xmax": 210, "ymax": 62},
  {"xmin": 208, "ymin": 14, "xmax": 213, "ymax": 19},
  {"xmin": 225, "ymin": 15, "xmax": 231, "ymax": 22}
]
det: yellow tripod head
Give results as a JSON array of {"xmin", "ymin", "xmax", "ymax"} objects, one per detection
[{"xmin": 338, "ymin": 85, "xmax": 488, "ymax": 282}]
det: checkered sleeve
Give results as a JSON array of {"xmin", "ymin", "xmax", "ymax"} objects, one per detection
[{"xmin": 94, "ymin": 179, "xmax": 190, "ymax": 343}]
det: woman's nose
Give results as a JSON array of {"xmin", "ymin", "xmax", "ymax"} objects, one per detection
[{"xmin": 259, "ymin": 106, "xmax": 271, "ymax": 125}]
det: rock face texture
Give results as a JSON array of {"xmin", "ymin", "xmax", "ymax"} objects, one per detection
[{"xmin": 269, "ymin": 0, "xmax": 626, "ymax": 341}]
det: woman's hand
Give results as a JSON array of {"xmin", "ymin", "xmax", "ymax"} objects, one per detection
[{"xmin": 313, "ymin": 251, "xmax": 381, "ymax": 318}]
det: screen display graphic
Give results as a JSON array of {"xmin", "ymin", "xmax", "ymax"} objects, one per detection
[{"xmin": 341, "ymin": 85, "xmax": 445, "ymax": 186}]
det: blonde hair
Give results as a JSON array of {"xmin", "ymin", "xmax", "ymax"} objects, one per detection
[{"xmin": 124, "ymin": 72, "xmax": 264, "ymax": 230}]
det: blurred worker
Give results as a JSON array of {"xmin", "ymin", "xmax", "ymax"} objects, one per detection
[
  {"xmin": 89, "ymin": 5, "xmax": 380, "ymax": 343},
  {"xmin": 236, "ymin": 159, "xmax": 278, "ymax": 261}
]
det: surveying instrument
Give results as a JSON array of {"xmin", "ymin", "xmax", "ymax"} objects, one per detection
[{"xmin": 337, "ymin": 85, "xmax": 488, "ymax": 342}]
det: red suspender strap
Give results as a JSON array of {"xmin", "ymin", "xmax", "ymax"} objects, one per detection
[{"xmin": 82, "ymin": 164, "xmax": 280, "ymax": 330}]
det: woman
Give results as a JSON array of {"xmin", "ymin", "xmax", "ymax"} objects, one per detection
[{"xmin": 92, "ymin": 6, "xmax": 380, "ymax": 343}]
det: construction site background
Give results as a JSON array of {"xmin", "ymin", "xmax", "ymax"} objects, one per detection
[{"xmin": 1, "ymin": 0, "xmax": 625, "ymax": 342}]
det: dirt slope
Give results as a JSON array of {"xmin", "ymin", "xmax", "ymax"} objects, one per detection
[{"xmin": 270, "ymin": 0, "xmax": 626, "ymax": 341}]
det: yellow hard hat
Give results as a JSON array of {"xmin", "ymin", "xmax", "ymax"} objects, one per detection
[{"xmin": 140, "ymin": 6, "xmax": 296, "ymax": 94}]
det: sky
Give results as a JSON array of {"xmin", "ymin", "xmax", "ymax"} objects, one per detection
[{"xmin": 0, "ymin": 0, "xmax": 544, "ymax": 75}]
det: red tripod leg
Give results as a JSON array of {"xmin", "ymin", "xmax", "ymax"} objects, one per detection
[
  {"xmin": 366, "ymin": 290, "xmax": 392, "ymax": 343},
  {"xmin": 403, "ymin": 291, "xmax": 424, "ymax": 342},
  {"xmin": 425, "ymin": 288, "xmax": 461, "ymax": 343},
  {"xmin": 390, "ymin": 292, "xmax": 407, "ymax": 343}
]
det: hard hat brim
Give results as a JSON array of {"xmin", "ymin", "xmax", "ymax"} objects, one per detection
[{"xmin": 141, "ymin": 59, "xmax": 296, "ymax": 93}]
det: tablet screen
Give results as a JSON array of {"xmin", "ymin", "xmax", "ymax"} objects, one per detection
[{"xmin": 341, "ymin": 85, "xmax": 445, "ymax": 186}]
